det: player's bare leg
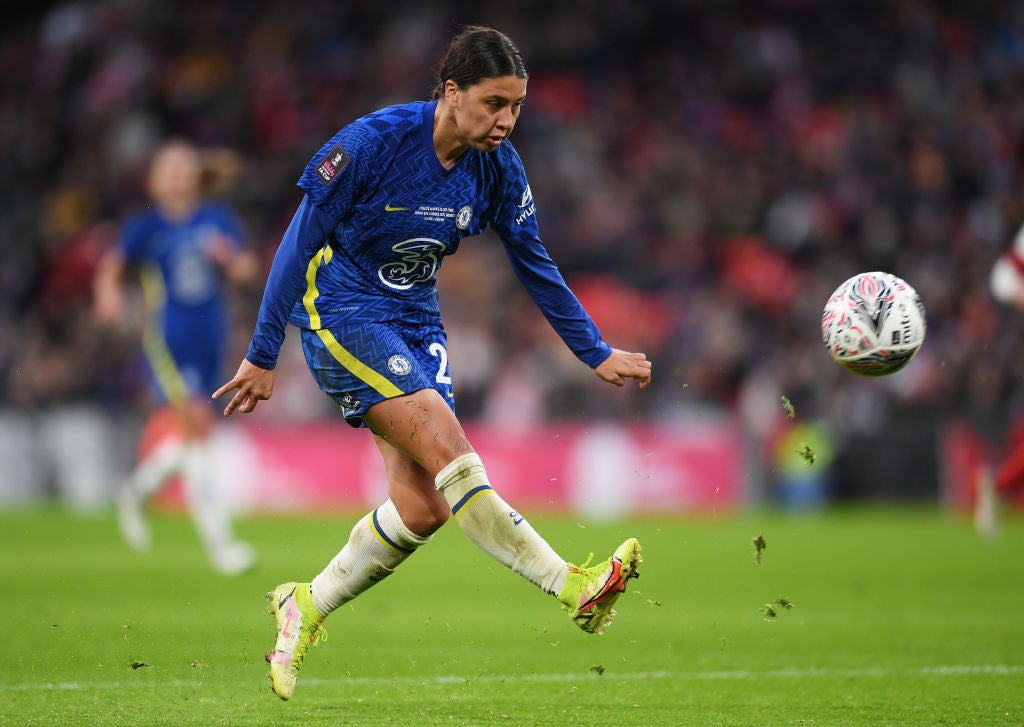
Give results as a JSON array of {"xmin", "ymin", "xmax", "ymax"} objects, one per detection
[
  {"xmin": 267, "ymin": 436, "xmax": 439, "ymax": 700},
  {"xmin": 115, "ymin": 407, "xmax": 186, "ymax": 551},
  {"xmin": 265, "ymin": 388, "xmax": 642, "ymax": 700},
  {"xmin": 367, "ymin": 389, "xmax": 642, "ymax": 628},
  {"xmin": 974, "ymin": 465, "xmax": 999, "ymax": 541},
  {"xmin": 178, "ymin": 398, "xmax": 255, "ymax": 575}
]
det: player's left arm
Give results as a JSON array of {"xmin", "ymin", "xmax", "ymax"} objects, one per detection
[
  {"xmin": 492, "ymin": 152, "xmax": 651, "ymax": 387},
  {"xmin": 504, "ymin": 240, "xmax": 651, "ymax": 388},
  {"xmin": 210, "ymin": 241, "xmax": 259, "ymax": 285}
]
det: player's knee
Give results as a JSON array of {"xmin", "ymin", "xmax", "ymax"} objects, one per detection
[{"xmin": 431, "ymin": 436, "xmax": 475, "ymax": 472}]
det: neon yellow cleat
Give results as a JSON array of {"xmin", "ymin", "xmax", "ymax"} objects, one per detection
[
  {"xmin": 558, "ymin": 537, "xmax": 642, "ymax": 635},
  {"xmin": 265, "ymin": 582, "xmax": 327, "ymax": 700}
]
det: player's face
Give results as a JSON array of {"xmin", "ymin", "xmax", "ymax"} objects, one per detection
[
  {"xmin": 148, "ymin": 144, "xmax": 202, "ymax": 205},
  {"xmin": 447, "ymin": 76, "xmax": 527, "ymax": 152}
]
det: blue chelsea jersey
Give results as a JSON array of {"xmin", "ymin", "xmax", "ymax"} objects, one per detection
[
  {"xmin": 120, "ymin": 201, "xmax": 245, "ymax": 336},
  {"xmin": 293, "ymin": 100, "xmax": 499, "ymax": 326},
  {"xmin": 247, "ymin": 100, "xmax": 611, "ymax": 370}
]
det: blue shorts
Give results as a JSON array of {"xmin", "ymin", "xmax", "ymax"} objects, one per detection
[
  {"xmin": 143, "ymin": 321, "xmax": 225, "ymax": 406},
  {"xmin": 300, "ymin": 321, "xmax": 456, "ymax": 427}
]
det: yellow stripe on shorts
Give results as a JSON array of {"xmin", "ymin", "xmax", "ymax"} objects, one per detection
[
  {"xmin": 315, "ymin": 328, "xmax": 404, "ymax": 398},
  {"xmin": 140, "ymin": 266, "xmax": 188, "ymax": 404}
]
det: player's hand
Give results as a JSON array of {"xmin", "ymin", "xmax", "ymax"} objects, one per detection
[
  {"xmin": 213, "ymin": 358, "xmax": 275, "ymax": 416},
  {"xmin": 202, "ymin": 235, "xmax": 259, "ymax": 284},
  {"xmin": 594, "ymin": 348, "xmax": 652, "ymax": 389},
  {"xmin": 202, "ymin": 234, "xmax": 234, "ymax": 266}
]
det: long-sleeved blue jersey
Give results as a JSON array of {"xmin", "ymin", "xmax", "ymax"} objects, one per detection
[
  {"xmin": 121, "ymin": 201, "xmax": 246, "ymax": 400},
  {"xmin": 246, "ymin": 100, "xmax": 611, "ymax": 371}
]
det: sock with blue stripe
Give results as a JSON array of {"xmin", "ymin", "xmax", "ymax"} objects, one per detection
[
  {"xmin": 436, "ymin": 452, "xmax": 567, "ymax": 596},
  {"xmin": 310, "ymin": 498, "xmax": 429, "ymax": 616}
]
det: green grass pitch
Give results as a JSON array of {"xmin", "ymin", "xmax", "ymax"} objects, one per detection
[{"xmin": 1, "ymin": 506, "xmax": 1021, "ymax": 726}]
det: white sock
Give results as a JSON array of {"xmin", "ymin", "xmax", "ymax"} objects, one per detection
[
  {"xmin": 435, "ymin": 453, "xmax": 567, "ymax": 596},
  {"xmin": 181, "ymin": 440, "xmax": 237, "ymax": 551},
  {"xmin": 310, "ymin": 498, "xmax": 430, "ymax": 616},
  {"xmin": 125, "ymin": 439, "xmax": 184, "ymax": 499}
]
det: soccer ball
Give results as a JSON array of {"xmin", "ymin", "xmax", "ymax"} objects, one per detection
[{"xmin": 821, "ymin": 271, "xmax": 926, "ymax": 376}]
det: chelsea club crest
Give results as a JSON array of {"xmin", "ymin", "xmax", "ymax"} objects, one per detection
[
  {"xmin": 456, "ymin": 205, "xmax": 472, "ymax": 230},
  {"xmin": 388, "ymin": 355, "xmax": 412, "ymax": 376}
]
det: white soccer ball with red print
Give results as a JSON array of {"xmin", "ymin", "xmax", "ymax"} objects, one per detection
[{"xmin": 821, "ymin": 271, "xmax": 926, "ymax": 377}]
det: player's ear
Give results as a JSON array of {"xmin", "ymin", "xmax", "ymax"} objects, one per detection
[{"xmin": 444, "ymin": 80, "xmax": 461, "ymax": 108}]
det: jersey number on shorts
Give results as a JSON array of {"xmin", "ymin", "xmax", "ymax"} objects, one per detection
[{"xmin": 428, "ymin": 342, "xmax": 452, "ymax": 385}]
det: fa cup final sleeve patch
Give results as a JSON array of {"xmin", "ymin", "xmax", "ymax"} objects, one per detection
[{"xmin": 315, "ymin": 144, "xmax": 351, "ymax": 185}]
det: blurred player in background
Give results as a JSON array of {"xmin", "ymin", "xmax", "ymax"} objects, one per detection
[
  {"xmin": 978, "ymin": 220, "xmax": 1024, "ymax": 538},
  {"xmin": 94, "ymin": 139, "xmax": 259, "ymax": 575},
  {"xmin": 214, "ymin": 26, "xmax": 652, "ymax": 700}
]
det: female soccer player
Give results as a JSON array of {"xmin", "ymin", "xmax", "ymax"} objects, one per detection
[
  {"xmin": 214, "ymin": 26, "xmax": 652, "ymax": 700},
  {"xmin": 95, "ymin": 139, "xmax": 259, "ymax": 575}
]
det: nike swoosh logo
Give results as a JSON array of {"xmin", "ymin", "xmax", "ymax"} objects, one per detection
[
  {"xmin": 384, "ymin": 203, "xmax": 408, "ymax": 212},
  {"xmin": 278, "ymin": 586, "xmax": 296, "ymax": 610}
]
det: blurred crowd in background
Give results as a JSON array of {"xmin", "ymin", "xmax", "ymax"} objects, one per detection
[{"xmin": 2, "ymin": 0, "xmax": 1023, "ymax": 507}]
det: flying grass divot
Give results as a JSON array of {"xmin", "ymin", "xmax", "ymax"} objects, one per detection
[
  {"xmin": 751, "ymin": 533, "xmax": 795, "ymax": 620},
  {"xmin": 752, "ymin": 534, "xmax": 767, "ymax": 565},
  {"xmin": 761, "ymin": 597, "xmax": 795, "ymax": 621}
]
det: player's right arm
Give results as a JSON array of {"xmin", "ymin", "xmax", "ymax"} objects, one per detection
[
  {"xmin": 95, "ymin": 214, "xmax": 150, "ymax": 326},
  {"xmin": 242, "ymin": 130, "xmax": 369, "ymax": 372},
  {"xmin": 216, "ymin": 196, "xmax": 336, "ymax": 417},
  {"xmin": 92, "ymin": 248, "xmax": 127, "ymax": 325},
  {"xmin": 218, "ymin": 127, "xmax": 374, "ymax": 415},
  {"xmin": 243, "ymin": 195, "xmax": 336, "ymax": 370}
]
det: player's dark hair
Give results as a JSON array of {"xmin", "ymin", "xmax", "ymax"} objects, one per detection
[{"xmin": 431, "ymin": 26, "xmax": 528, "ymax": 100}]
